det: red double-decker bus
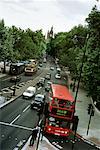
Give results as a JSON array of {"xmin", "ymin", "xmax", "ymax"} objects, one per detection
[
  {"xmin": 49, "ymin": 84, "xmax": 75, "ymax": 120},
  {"xmin": 44, "ymin": 84, "xmax": 78, "ymax": 137}
]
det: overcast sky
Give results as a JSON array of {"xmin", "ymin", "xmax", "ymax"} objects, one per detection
[{"xmin": 0, "ymin": 0, "xmax": 100, "ymax": 35}]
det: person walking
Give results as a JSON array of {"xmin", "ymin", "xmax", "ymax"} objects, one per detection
[{"xmin": 29, "ymin": 127, "xmax": 39, "ymax": 146}]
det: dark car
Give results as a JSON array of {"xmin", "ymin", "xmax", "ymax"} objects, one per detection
[
  {"xmin": 45, "ymin": 81, "xmax": 52, "ymax": 92},
  {"xmin": 10, "ymin": 76, "xmax": 21, "ymax": 82},
  {"xmin": 31, "ymin": 94, "xmax": 45, "ymax": 111},
  {"xmin": 45, "ymin": 73, "xmax": 51, "ymax": 80},
  {"xmin": 37, "ymin": 77, "xmax": 45, "ymax": 87}
]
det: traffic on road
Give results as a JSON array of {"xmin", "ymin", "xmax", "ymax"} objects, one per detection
[{"xmin": 0, "ymin": 57, "xmax": 100, "ymax": 150}]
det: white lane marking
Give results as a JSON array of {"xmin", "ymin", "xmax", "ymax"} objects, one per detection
[
  {"xmin": 23, "ymin": 105, "xmax": 30, "ymax": 113},
  {"xmin": 2, "ymin": 77, "xmax": 11, "ymax": 81},
  {"xmin": 38, "ymin": 87, "xmax": 42, "ymax": 90},
  {"xmin": 0, "ymin": 121, "xmax": 33, "ymax": 131},
  {"xmin": 10, "ymin": 114, "xmax": 21, "ymax": 125},
  {"xmin": 52, "ymin": 142, "xmax": 63, "ymax": 149}
]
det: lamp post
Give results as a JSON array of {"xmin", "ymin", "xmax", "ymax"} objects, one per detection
[{"xmin": 72, "ymin": 34, "xmax": 89, "ymax": 150}]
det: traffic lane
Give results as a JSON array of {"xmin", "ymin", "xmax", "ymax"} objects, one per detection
[
  {"xmin": 0, "ymin": 123, "xmax": 31, "ymax": 150},
  {"xmin": 0, "ymin": 69, "xmax": 42, "ymax": 90},
  {"xmin": 46, "ymin": 134, "xmax": 98, "ymax": 150},
  {"xmin": 14, "ymin": 107, "xmax": 39, "ymax": 128},
  {"xmin": 0, "ymin": 96, "xmax": 31, "ymax": 123}
]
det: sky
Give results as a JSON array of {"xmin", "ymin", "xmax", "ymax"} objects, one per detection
[{"xmin": 0, "ymin": 0, "xmax": 100, "ymax": 35}]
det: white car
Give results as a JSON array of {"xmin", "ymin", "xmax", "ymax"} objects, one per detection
[
  {"xmin": 50, "ymin": 67, "xmax": 54, "ymax": 70},
  {"xmin": 23, "ymin": 86, "xmax": 36, "ymax": 99},
  {"xmin": 55, "ymin": 74, "xmax": 61, "ymax": 79}
]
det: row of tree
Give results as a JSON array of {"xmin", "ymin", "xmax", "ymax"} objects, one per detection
[
  {"xmin": 47, "ymin": 6, "xmax": 100, "ymax": 103},
  {"xmin": 0, "ymin": 20, "xmax": 46, "ymax": 62}
]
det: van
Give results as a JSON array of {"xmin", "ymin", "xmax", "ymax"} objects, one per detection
[{"xmin": 23, "ymin": 86, "xmax": 36, "ymax": 99}]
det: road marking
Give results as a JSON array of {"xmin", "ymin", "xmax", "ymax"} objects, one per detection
[
  {"xmin": 10, "ymin": 114, "xmax": 21, "ymax": 125},
  {"xmin": 23, "ymin": 105, "xmax": 30, "ymax": 112},
  {"xmin": 0, "ymin": 121, "xmax": 33, "ymax": 131},
  {"xmin": 52, "ymin": 142, "xmax": 63, "ymax": 149},
  {"xmin": 38, "ymin": 87, "xmax": 42, "ymax": 90},
  {"xmin": 2, "ymin": 77, "xmax": 11, "ymax": 81}
]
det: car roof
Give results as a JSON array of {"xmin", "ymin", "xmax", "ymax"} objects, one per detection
[
  {"xmin": 27, "ymin": 86, "xmax": 36, "ymax": 91},
  {"xmin": 47, "ymin": 81, "xmax": 52, "ymax": 84},
  {"xmin": 40, "ymin": 77, "xmax": 45, "ymax": 80},
  {"xmin": 36, "ymin": 94, "xmax": 44, "ymax": 98}
]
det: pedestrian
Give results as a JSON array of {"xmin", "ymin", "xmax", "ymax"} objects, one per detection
[
  {"xmin": 37, "ymin": 108, "xmax": 43, "ymax": 125},
  {"xmin": 29, "ymin": 127, "xmax": 39, "ymax": 146},
  {"xmin": 13, "ymin": 88, "xmax": 16, "ymax": 96},
  {"xmin": 70, "ymin": 83, "xmax": 73, "ymax": 89}
]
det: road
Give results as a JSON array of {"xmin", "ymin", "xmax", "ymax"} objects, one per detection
[
  {"xmin": 0, "ymin": 59, "xmax": 58, "ymax": 150},
  {"xmin": 0, "ymin": 66, "xmax": 43, "ymax": 90},
  {"xmin": 0, "ymin": 61, "xmax": 51, "ymax": 150}
]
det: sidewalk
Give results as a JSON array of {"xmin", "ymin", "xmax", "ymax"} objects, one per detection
[
  {"xmin": 68, "ymin": 77, "xmax": 100, "ymax": 147},
  {"xmin": 22, "ymin": 136, "xmax": 58, "ymax": 150}
]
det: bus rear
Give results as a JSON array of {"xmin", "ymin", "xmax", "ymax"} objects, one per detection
[{"xmin": 44, "ymin": 116, "xmax": 72, "ymax": 137}]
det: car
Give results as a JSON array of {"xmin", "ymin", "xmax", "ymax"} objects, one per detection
[
  {"xmin": 31, "ymin": 94, "xmax": 45, "ymax": 111},
  {"xmin": 37, "ymin": 77, "xmax": 45, "ymax": 87},
  {"xmin": 45, "ymin": 73, "xmax": 51, "ymax": 80},
  {"xmin": 43, "ymin": 58, "xmax": 46, "ymax": 63},
  {"xmin": 10, "ymin": 76, "xmax": 21, "ymax": 82},
  {"xmin": 57, "ymin": 68, "xmax": 61, "ymax": 72},
  {"xmin": 39, "ymin": 63, "xmax": 43, "ymax": 67},
  {"xmin": 55, "ymin": 74, "xmax": 61, "ymax": 79},
  {"xmin": 50, "ymin": 67, "xmax": 54, "ymax": 70},
  {"xmin": 23, "ymin": 86, "xmax": 36, "ymax": 99},
  {"xmin": 45, "ymin": 81, "xmax": 52, "ymax": 92}
]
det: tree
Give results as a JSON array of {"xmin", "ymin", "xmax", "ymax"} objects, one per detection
[{"xmin": 82, "ymin": 6, "xmax": 100, "ymax": 102}]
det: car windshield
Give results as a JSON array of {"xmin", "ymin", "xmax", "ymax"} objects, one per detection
[
  {"xmin": 48, "ymin": 117, "xmax": 70, "ymax": 128},
  {"xmin": 26, "ymin": 90, "xmax": 32, "ymax": 93},
  {"xmin": 35, "ymin": 96, "xmax": 43, "ymax": 101}
]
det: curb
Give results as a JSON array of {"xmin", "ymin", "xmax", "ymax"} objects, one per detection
[
  {"xmin": 0, "ymin": 95, "xmax": 22, "ymax": 109},
  {"xmin": 74, "ymin": 132, "xmax": 100, "ymax": 149}
]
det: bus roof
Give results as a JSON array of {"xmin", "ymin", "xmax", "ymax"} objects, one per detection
[
  {"xmin": 11, "ymin": 62, "xmax": 24, "ymax": 66},
  {"xmin": 51, "ymin": 84, "xmax": 74, "ymax": 102}
]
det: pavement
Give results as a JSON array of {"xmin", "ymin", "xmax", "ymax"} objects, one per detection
[
  {"xmin": 22, "ymin": 136, "xmax": 58, "ymax": 150},
  {"xmin": 68, "ymin": 76, "xmax": 100, "ymax": 147}
]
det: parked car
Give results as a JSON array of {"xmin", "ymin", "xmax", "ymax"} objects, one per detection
[
  {"xmin": 31, "ymin": 94, "xmax": 45, "ymax": 111},
  {"xmin": 45, "ymin": 73, "xmax": 51, "ymax": 80},
  {"xmin": 10, "ymin": 76, "xmax": 21, "ymax": 82},
  {"xmin": 37, "ymin": 77, "xmax": 45, "ymax": 87},
  {"xmin": 55, "ymin": 74, "xmax": 61, "ymax": 79},
  {"xmin": 45, "ymin": 81, "xmax": 52, "ymax": 92},
  {"xmin": 23, "ymin": 86, "xmax": 36, "ymax": 99}
]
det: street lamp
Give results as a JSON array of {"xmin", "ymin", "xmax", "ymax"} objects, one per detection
[
  {"xmin": 74, "ymin": 34, "xmax": 89, "ymax": 109},
  {"xmin": 72, "ymin": 34, "xmax": 89, "ymax": 150}
]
